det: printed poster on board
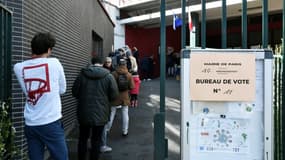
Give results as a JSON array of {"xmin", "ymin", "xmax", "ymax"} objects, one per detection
[{"xmin": 190, "ymin": 53, "xmax": 255, "ymax": 101}]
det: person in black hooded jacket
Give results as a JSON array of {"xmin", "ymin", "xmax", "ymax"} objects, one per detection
[{"xmin": 72, "ymin": 56, "xmax": 119, "ymax": 160}]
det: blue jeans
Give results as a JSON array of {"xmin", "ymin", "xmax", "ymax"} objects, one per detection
[{"xmin": 25, "ymin": 120, "xmax": 68, "ymax": 160}]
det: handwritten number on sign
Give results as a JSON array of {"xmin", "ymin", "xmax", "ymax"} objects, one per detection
[
  {"xmin": 223, "ymin": 89, "xmax": 233, "ymax": 95},
  {"xmin": 202, "ymin": 68, "xmax": 211, "ymax": 73}
]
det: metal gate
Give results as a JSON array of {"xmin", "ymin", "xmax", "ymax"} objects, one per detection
[
  {"xmin": 155, "ymin": 0, "xmax": 284, "ymax": 159},
  {"xmin": 0, "ymin": 4, "xmax": 12, "ymax": 102},
  {"xmin": 274, "ymin": 48, "xmax": 283, "ymax": 160},
  {"xmin": 180, "ymin": 1, "xmax": 284, "ymax": 160}
]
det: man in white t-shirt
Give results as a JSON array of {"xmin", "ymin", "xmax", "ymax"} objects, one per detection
[{"xmin": 14, "ymin": 32, "xmax": 68, "ymax": 160}]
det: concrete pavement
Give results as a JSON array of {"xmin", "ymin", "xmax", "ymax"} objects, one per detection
[{"xmin": 65, "ymin": 78, "xmax": 181, "ymax": 160}]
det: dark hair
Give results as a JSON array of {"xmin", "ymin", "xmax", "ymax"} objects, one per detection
[
  {"xmin": 91, "ymin": 56, "xmax": 104, "ymax": 64},
  {"xmin": 118, "ymin": 48, "xmax": 125, "ymax": 53},
  {"xmin": 31, "ymin": 32, "xmax": 56, "ymax": 55},
  {"xmin": 108, "ymin": 51, "xmax": 115, "ymax": 57}
]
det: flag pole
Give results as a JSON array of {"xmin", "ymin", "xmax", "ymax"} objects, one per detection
[
  {"xmin": 181, "ymin": 0, "xmax": 186, "ymax": 49},
  {"xmin": 189, "ymin": 6, "xmax": 196, "ymax": 48}
]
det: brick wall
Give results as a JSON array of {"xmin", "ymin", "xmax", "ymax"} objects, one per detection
[
  {"xmin": 0, "ymin": 0, "xmax": 27, "ymax": 157},
  {"xmin": 0, "ymin": 0, "xmax": 114, "ymax": 158}
]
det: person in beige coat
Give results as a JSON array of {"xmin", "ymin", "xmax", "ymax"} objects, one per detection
[
  {"xmin": 125, "ymin": 50, "xmax": 138, "ymax": 73},
  {"xmin": 101, "ymin": 59, "xmax": 134, "ymax": 152}
]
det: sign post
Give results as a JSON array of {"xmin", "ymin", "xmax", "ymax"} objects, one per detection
[{"xmin": 181, "ymin": 49, "xmax": 273, "ymax": 160}]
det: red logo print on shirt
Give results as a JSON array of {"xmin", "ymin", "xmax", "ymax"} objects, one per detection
[{"xmin": 23, "ymin": 64, "xmax": 51, "ymax": 105}]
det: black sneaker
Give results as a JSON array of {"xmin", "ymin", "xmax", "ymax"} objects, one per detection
[{"xmin": 122, "ymin": 132, "xmax": 128, "ymax": 137}]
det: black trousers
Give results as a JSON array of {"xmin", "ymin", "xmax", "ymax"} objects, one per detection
[
  {"xmin": 78, "ymin": 125, "xmax": 104, "ymax": 160},
  {"xmin": 130, "ymin": 94, "xmax": 138, "ymax": 101}
]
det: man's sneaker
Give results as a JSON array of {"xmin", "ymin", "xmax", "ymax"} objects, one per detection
[
  {"xmin": 100, "ymin": 145, "xmax": 112, "ymax": 153},
  {"xmin": 122, "ymin": 131, "xmax": 128, "ymax": 137}
]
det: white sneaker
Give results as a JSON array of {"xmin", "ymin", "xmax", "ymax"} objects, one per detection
[
  {"xmin": 147, "ymin": 78, "xmax": 151, "ymax": 81},
  {"xmin": 100, "ymin": 145, "xmax": 112, "ymax": 153},
  {"xmin": 122, "ymin": 130, "xmax": 128, "ymax": 137}
]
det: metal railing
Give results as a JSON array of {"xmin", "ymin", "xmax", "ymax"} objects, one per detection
[{"xmin": 273, "ymin": 44, "xmax": 283, "ymax": 160}]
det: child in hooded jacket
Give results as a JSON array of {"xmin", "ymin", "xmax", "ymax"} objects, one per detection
[{"xmin": 130, "ymin": 72, "xmax": 141, "ymax": 107}]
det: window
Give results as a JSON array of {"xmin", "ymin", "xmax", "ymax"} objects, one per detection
[
  {"xmin": 0, "ymin": 7, "xmax": 12, "ymax": 101},
  {"xmin": 92, "ymin": 31, "xmax": 103, "ymax": 57}
]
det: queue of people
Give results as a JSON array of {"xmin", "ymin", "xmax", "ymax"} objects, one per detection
[
  {"xmin": 13, "ymin": 32, "xmax": 144, "ymax": 160},
  {"xmin": 100, "ymin": 46, "xmax": 141, "ymax": 154},
  {"xmin": 13, "ymin": 32, "xmax": 182, "ymax": 160}
]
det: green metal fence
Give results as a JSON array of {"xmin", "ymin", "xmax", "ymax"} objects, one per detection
[
  {"xmin": 0, "ymin": 4, "xmax": 12, "ymax": 102},
  {"xmin": 274, "ymin": 49, "xmax": 282, "ymax": 160},
  {"xmin": 159, "ymin": 0, "xmax": 284, "ymax": 158}
]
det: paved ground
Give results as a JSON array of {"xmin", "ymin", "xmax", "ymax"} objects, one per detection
[{"xmin": 65, "ymin": 78, "xmax": 181, "ymax": 160}]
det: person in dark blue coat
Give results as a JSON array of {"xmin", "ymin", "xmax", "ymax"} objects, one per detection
[{"xmin": 140, "ymin": 55, "xmax": 154, "ymax": 80}]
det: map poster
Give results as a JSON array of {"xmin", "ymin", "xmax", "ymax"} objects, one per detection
[
  {"xmin": 190, "ymin": 53, "xmax": 255, "ymax": 101},
  {"xmin": 197, "ymin": 117, "xmax": 249, "ymax": 154}
]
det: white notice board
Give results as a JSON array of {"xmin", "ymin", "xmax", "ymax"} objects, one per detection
[{"xmin": 180, "ymin": 49, "xmax": 273, "ymax": 160}]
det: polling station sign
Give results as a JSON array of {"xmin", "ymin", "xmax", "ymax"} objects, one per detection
[{"xmin": 190, "ymin": 53, "xmax": 255, "ymax": 101}]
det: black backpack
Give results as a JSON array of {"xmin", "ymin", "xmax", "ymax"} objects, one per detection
[
  {"xmin": 117, "ymin": 73, "xmax": 129, "ymax": 91},
  {"xmin": 126, "ymin": 58, "xmax": 132, "ymax": 72}
]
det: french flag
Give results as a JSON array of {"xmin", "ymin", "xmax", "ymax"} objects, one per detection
[
  {"xmin": 188, "ymin": 8, "xmax": 193, "ymax": 31},
  {"xmin": 173, "ymin": 15, "xmax": 182, "ymax": 30}
]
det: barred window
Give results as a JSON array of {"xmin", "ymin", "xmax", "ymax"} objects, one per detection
[{"xmin": 0, "ymin": 6, "xmax": 12, "ymax": 101}]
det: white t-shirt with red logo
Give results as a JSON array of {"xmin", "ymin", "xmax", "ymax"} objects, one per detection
[{"xmin": 14, "ymin": 57, "xmax": 66, "ymax": 126}]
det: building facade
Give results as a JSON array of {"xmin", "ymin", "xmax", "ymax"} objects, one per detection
[
  {"xmin": 0, "ymin": 0, "xmax": 114, "ymax": 158},
  {"xmin": 101, "ymin": 0, "xmax": 126, "ymax": 50}
]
